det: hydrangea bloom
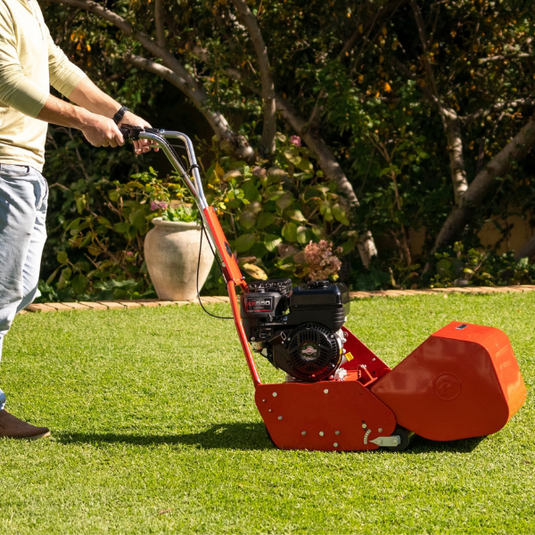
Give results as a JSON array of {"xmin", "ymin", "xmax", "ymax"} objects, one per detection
[
  {"xmin": 304, "ymin": 240, "xmax": 342, "ymax": 281},
  {"xmin": 289, "ymin": 135, "xmax": 302, "ymax": 147}
]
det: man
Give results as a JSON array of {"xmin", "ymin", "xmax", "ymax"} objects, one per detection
[{"xmin": 0, "ymin": 0, "xmax": 154, "ymax": 439}]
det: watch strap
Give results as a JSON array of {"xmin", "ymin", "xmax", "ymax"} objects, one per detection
[{"xmin": 113, "ymin": 105, "xmax": 129, "ymax": 124}]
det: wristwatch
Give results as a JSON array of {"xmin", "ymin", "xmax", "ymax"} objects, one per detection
[{"xmin": 113, "ymin": 105, "xmax": 129, "ymax": 124}]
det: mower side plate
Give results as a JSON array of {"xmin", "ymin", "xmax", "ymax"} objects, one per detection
[{"xmin": 256, "ymin": 373, "xmax": 396, "ymax": 451}]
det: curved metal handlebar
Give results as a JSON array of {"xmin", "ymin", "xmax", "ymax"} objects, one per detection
[{"xmin": 120, "ymin": 126, "xmax": 209, "ymax": 211}]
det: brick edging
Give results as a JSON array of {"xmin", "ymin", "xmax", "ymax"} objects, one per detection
[
  {"xmin": 348, "ymin": 284, "xmax": 535, "ymax": 299},
  {"xmin": 18, "ymin": 285, "xmax": 535, "ymax": 314}
]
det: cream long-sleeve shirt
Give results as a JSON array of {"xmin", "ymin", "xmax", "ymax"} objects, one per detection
[{"xmin": 0, "ymin": 0, "xmax": 87, "ymax": 171}]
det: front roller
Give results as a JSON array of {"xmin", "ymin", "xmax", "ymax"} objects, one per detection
[{"xmin": 370, "ymin": 321, "xmax": 527, "ymax": 442}]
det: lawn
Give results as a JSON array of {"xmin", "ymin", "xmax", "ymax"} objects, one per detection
[{"xmin": 0, "ymin": 292, "xmax": 533, "ymax": 534}]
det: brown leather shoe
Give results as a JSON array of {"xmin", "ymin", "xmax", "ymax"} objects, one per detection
[{"xmin": 0, "ymin": 410, "xmax": 50, "ymax": 439}]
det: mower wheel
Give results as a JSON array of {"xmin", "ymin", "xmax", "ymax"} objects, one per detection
[{"xmin": 385, "ymin": 427, "xmax": 415, "ymax": 452}]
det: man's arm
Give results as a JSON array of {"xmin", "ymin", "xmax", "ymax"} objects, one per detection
[
  {"xmin": 36, "ymin": 92, "xmax": 124, "ymax": 148},
  {"xmin": 37, "ymin": 78, "xmax": 155, "ymax": 153},
  {"xmin": 67, "ymin": 77, "xmax": 154, "ymax": 153}
]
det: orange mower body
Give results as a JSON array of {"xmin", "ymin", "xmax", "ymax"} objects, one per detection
[
  {"xmin": 126, "ymin": 128, "xmax": 527, "ymax": 453},
  {"xmin": 256, "ymin": 322, "xmax": 526, "ymax": 451}
]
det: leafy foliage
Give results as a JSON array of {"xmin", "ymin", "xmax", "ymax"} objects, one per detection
[
  {"xmin": 39, "ymin": 156, "xmax": 195, "ymax": 301},
  {"xmin": 202, "ymin": 134, "xmax": 349, "ymax": 289},
  {"xmin": 38, "ymin": 0, "xmax": 535, "ymax": 298}
]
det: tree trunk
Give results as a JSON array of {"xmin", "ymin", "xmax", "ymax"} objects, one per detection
[
  {"xmin": 514, "ymin": 236, "xmax": 535, "ymax": 261},
  {"xmin": 443, "ymin": 108, "xmax": 469, "ymax": 204},
  {"xmin": 275, "ymin": 95, "xmax": 378, "ymax": 266},
  {"xmin": 231, "ymin": 0, "xmax": 276, "ymax": 157},
  {"xmin": 434, "ymin": 113, "xmax": 535, "ymax": 251}
]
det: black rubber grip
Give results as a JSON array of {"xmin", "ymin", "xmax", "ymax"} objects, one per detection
[{"xmin": 119, "ymin": 124, "xmax": 143, "ymax": 140}]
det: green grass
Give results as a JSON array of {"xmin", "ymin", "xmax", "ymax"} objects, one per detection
[{"xmin": 0, "ymin": 293, "xmax": 533, "ymax": 534}]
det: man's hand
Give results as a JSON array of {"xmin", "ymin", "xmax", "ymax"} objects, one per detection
[
  {"xmin": 80, "ymin": 114, "xmax": 124, "ymax": 148},
  {"xmin": 119, "ymin": 111, "xmax": 159, "ymax": 154},
  {"xmin": 67, "ymin": 78, "xmax": 157, "ymax": 153}
]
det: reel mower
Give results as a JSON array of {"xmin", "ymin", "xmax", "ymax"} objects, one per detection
[{"xmin": 123, "ymin": 126, "xmax": 527, "ymax": 452}]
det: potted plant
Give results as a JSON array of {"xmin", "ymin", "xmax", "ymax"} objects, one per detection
[{"xmin": 144, "ymin": 200, "xmax": 214, "ymax": 301}]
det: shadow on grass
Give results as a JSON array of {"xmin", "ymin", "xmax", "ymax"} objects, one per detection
[
  {"xmin": 55, "ymin": 422, "xmax": 486, "ymax": 454},
  {"xmin": 55, "ymin": 422, "xmax": 275, "ymax": 450},
  {"xmin": 405, "ymin": 435, "xmax": 486, "ymax": 454}
]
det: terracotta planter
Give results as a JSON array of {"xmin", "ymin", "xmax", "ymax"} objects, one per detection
[{"xmin": 144, "ymin": 218, "xmax": 214, "ymax": 301}]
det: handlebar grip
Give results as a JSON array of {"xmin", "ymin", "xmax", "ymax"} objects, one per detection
[
  {"xmin": 120, "ymin": 125, "xmax": 163, "ymax": 142},
  {"xmin": 119, "ymin": 124, "xmax": 143, "ymax": 141}
]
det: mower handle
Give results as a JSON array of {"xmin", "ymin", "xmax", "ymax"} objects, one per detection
[
  {"xmin": 120, "ymin": 124, "xmax": 249, "ymax": 289},
  {"xmin": 119, "ymin": 125, "xmax": 209, "ymax": 211}
]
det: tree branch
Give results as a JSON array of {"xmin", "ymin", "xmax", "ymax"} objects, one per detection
[
  {"xmin": 231, "ymin": 0, "xmax": 276, "ymax": 157},
  {"xmin": 515, "ymin": 235, "xmax": 535, "ymax": 261},
  {"xmin": 43, "ymin": 0, "xmax": 255, "ymax": 161},
  {"xmin": 434, "ymin": 113, "xmax": 535, "ymax": 251},
  {"xmin": 187, "ymin": 44, "xmax": 377, "ymax": 263},
  {"xmin": 275, "ymin": 95, "xmax": 377, "ymax": 266},
  {"xmin": 461, "ymin": 98, "xmax": 535, "ymax": 126},
  {"xmin": 410, "ymin": 0, "xmax": 468, "ymax": 204},
  {"xmin": 155, "ymin": 0, "xmax": 166, "ymax": 49},
  {"xmin": 479, "ymin": 53, "xmax": 533, "ymax": 64},
  {"xmin": 125, "ymin": 54, "xmax": 254, "ymax": 161}
]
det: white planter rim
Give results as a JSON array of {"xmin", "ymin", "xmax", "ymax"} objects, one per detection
[{"xmin": 151, "ymin": 217, "xmax": 201, "ymax": 230}]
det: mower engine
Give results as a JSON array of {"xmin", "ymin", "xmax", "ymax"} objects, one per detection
[{"xmin": 240, "ymin": 279, "xmax": 350, "ymax": 382}]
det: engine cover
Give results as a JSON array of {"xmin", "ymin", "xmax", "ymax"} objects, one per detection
[
  {"xmin": 273, "ymin": 323, "xmax": 343, "ymax": 381},
  {"xmin": 240, "ymin": 279, "xmax": 350, "ymax": 381}
]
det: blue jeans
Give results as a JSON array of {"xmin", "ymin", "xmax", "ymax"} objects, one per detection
[{"xmin": 0, "ymin": 164, "xmax": 48, "ymax": 411}]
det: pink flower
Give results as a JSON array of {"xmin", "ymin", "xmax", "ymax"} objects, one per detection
[
  {"xmin": 289, "ymin": 135, "xmax": 302, "ymax": 147},
  {"xmin": 151, "ymin": 200, "xmax": 168, "ymax": 211},
  {"xmin": 126, "ymin": 251, "xmax": 134, "ymax": 257},
  {"xmin": 304, "ymin": 240, "xmax": 342, "ymax": 281}
]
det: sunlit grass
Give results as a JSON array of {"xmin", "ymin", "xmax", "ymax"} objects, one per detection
[{"xmin": 0, "ymin": 293, "xmax": 533, "ymax": 534}]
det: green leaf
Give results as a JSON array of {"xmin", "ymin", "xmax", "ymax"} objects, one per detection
[
  {"xmin": 276, "ymin": 192, "xmax": 294, "ymax": 210},
  {"xmin": 71, "ymin": 274, "xmax": 89, "ymax": 294},
  {"xmin": 97, "ymin": 216, "xmax": 112, "ymax": 228},
  {"xmin": 256, "ymin": 212, "xmax": 277, "ymax": 229},
  {"xmin": 267, "ymin": 190, "xmax": 285, "ymax": 202},
  {"xmin": 296, "ymin": 157, "xmax": 314, "ymax": 173},
  {"xmin": 239, "ymin": 211, "xmax": 256, "ymax": 230},
  {"xmin": 296, "ymin": 226, "xmax": 310, "ymax": 245},
  {"xmin": 108, "ymin": 190, "xmax": 120, "ymax": 202},
  {"xmin": 241, "ymin": 179, "xmax": 262, "ymax": 202},
  {"xmin": 332, "ymin": 204, "xmax": 350, "ymax": 226},
  {"xmin": 320, "ymin": 204, "xmax": 333, "ymax": 221},
  {"xmin": 57, "ymin": 251, "xmax": 69, "ymax": 264},
  {"xmin": 263, "ymin": 233, "xmax": 282, "ymax": 252},
  {"xmin": 234, "ymin": 233, "xmax": 256, "ymax": 252},
  {"xmin": 74, "ymin": 261, "xmax": 91, "ymax": 272},
  {"xmin": 65, "ymin": 218, "xmax": 82, "ymax": 231},
  {"xmin": 129, "ymin": 209, "xmax": 148, "ymax": 231},
  {"xmin": 282, "ymin": 222, "xmax": 298, "ymax": 242},
  {"xmin": 46, "ymin": 267, "xmax": 60, "ymax": 285},
  {"xmin": 114, "ymin": 222, "xmax": 130, "ymax": 234},
  {"xmin": 310, "ymin": 224, "xmax": 326, "ymax": 240},
  {"xmin": 285, "ymin": 209, "xmax": 307, "ymax": 222},
  {"xmin": 414, "ymin": 146, "xmax": 429, "ymax": 159},
  {"xmin": 60, "ymin": 267, "xmax": 72, "ymax": 282},
  {"xmin": 75, "ymin": 196, "xmax": 86, "ymax": 214}
]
